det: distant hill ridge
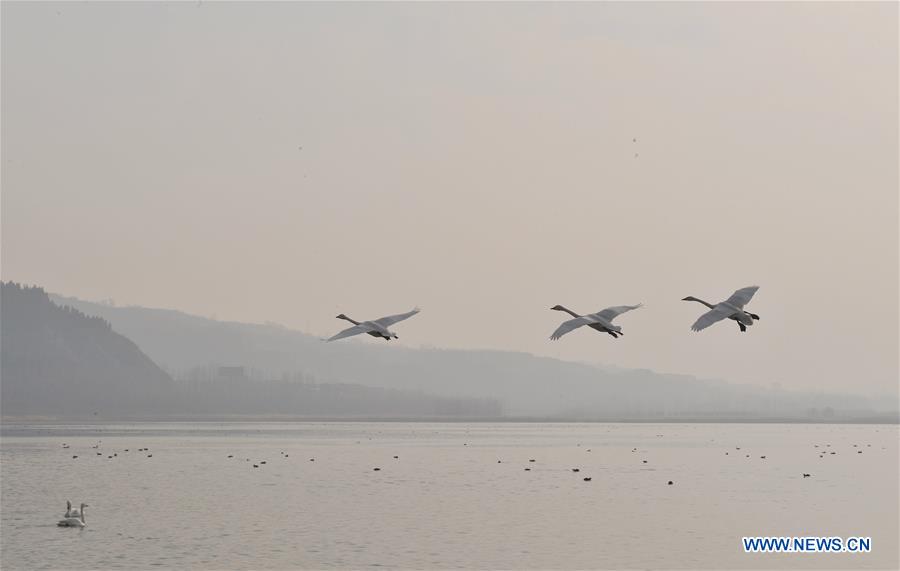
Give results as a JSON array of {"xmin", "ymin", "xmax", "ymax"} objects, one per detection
[
  {"xmin": 48, "ymin": 293, "xmax": 888, "ymax": 419},
  {"xmin": 1, "ymin": 282, "xmax": 172, "ymax": 415},
  {"xmin": 1, "ymin": 283, "xmax": 501, "ymax": 419}
]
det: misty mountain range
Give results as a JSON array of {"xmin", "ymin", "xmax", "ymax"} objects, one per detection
[
  {"xmin": 1, "ymin": 287, "xmax": 885, "ymax": 421},
  {"xmin": 0, "ymin": 283, "xmax": 498, "ymax": 419}
]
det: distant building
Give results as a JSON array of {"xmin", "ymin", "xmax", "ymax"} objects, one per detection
[{"xmin": 217, "ymin": 366, "xmax": 247, "ymax": 380}]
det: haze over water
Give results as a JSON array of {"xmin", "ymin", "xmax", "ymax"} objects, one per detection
[{"xmin": 2, "ymin": 422, "xmax": 897, "ymax": 569}]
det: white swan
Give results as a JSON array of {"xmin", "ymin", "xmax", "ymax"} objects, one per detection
[
  {"xmin": 682, "ymin": 286, "xmax": 760, "ymax": 332},
  {"xmin": 65, "ymin": 500, "xmax": 80, "ymax": 518},
  {"xmin": 550, "ymin": 304, "xmax": 642, "ymax": 340},
  {"xmin": 58, "ymin": 503, "xmax": 86, "ymax": 527},
  {"xmin": 326, "ymin": 308, "xmax": 420, "ymax": 342}
]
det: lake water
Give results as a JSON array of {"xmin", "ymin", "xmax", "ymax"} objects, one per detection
[{"xmin": 1, "ymin": 422, "xmax": 897, "ymax": 569}]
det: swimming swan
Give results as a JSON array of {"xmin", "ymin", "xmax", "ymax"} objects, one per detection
[
  {"xmin": 550, "ymin": 304, "xmax": 642, "ymax": 340},
  {"xmin": 682, "ymin": 286, "xmax": 760, "ymax": 332},
  {"xmin": 64, "ymin": 500, "xmax": 83, "ymax": 518},
  {"xmin": 326, "ymin": 308, "xmax": 420, "ymax": 342},
  {"xmin": 58, "ymin": 504, "xmax": 87, "ymax": 527}
]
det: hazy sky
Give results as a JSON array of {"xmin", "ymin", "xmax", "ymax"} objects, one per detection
[{"xmin": 2, "ymin": 2, "xmax": 897, "ymax": 397}]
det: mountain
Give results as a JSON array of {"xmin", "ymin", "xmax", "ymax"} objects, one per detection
[
  {"xmin": 2, "ymin": 283, "xmax": 502, "ymax": 419},
  {"xmin": 49, "ymin": 294, "xmax": 891, "ymax": 420},
  {"xmin": 1, "ymin": 283, "xmax": 173, "ymax": 416}
]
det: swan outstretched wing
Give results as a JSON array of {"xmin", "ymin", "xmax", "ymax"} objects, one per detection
[
  {"xmin": 690, "ymin": 305, "xmax": 733, "ymax": 331},
  {"xmin": 725, "ymin": 286, "xmax": 759, "ymax": 309},
  {"xmin": 326, "ymin": 324, "xmax": 371, "ymax": 342},
  {"xmin": 373, "ymin": 308, "xmax": 420, "ymax": 328},
  {"xmin": 594, "ymin": 304, "xmax": 643, "ymax": 323},
  {"xmin": 550, "ymin": 316, "xmax": 591, "ymax": 340}
]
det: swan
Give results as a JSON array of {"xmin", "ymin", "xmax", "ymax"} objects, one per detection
[
  {"xmin": 682, "ymin": 286, "xmax": 760, "ymax": 332},
  {"xmin": 326, "ymin": 308, "xmax": 420, "ymax": 342},
  {"xmin": 550, "ymin": 304, "xmax": 642, "ymax": 340},
  {"xmin": 58, "ymin": 504, "xmax": 86, "ymax": 527},
  {"xmin": 65, "ymin": 500, "xmax": 88, "ymax": 518},
  {"xmin": 65, "ymin": 500, "xmax": 77, "ymax": 518}
]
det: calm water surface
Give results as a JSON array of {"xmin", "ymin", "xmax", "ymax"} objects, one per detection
[{"xmin": 1, "ymin": 422, "xmax": 897, "ymax": 569}]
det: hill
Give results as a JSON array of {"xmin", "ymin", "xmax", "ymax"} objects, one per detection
[{"xmin": 1, "ymin": 283, "xmax": 173, "ymax": 416}]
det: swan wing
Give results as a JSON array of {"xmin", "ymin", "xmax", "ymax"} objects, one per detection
[
  {"xmin": 373, "ymin": 307, "xmax": 420, "ymax": 328},
  {"xmin": 724, "ymin": 286, "xmax": 759, "ymax": 309},
  {"xmin": 594, "ymin": 304, "xmax": 643, "ymax": 323},
  {"xmin": 690, "ymin": 305, "xmax": 733, "ymax": 331},
  {"xmin": 326, "ymin": 323, "xmax": 372, "ymax": 342},
  {"xmin": 550, "ymin": 316, "xmax": 592, "ymax": 340}
]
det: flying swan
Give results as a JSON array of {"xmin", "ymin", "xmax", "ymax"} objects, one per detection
[
  {"xmin": 682, "ymin": 286, "xmax": 760, "ymax": 332},
  {"xmin": 326, "ymin": 308, "xmax": 420, "ymax": 342},
  {"xmin": 549, "ymin": 304, "xmax": 642, "ymax": 340},
  {"xmin": 58, "ymin": 503, "xmax": 87, "ymax": 527}
]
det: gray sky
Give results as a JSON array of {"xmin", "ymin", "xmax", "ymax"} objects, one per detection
[{"xmin": 2, "ymin": 2, "xmax": 897, "ymax": 397}]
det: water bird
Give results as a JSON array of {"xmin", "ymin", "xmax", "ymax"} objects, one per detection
[
  {"xmin": 373, "ymin": 467, "xmax": 381, "ymax": 471},
  {"xmin": 683, "ymin": 286, "xmax": 760, "ymax": 332},
  {"xmin": 549, "ymin": 304, "xmax": 642, "ymax": 340},
  {"xmin": 147, "ymin": 454, "xmax": 152, "ymax": 458},
  {"xmin": 803, "ymin": 474, "xmax": 811, "ymax": 477},
  {"xmin": 65, "ymin": 501, "xmax": 85, "ymax": 518},
  {"xmin": 260, "ymin": 461, "xmax": 266, "ymax": 464},
  {"xmin": 310, "ymin": 458, "xmax": 315, "ymax": 462},
  {"xmin": 394, "ymin": 456, "xmax": 399, "ymax": 459},
  {"xmin": 253, "ymin": 464, "xmax": 259, "ymax": 468},
  {"xmin": 525, "ymin": 468, "xmax": 531, "ymax": 471},
  {"xmin": 529, "ymin": 459, "xmax": 535, "ymax": 462},
  {"xmin": 227, "ymin": 455, "xmax": 233, "ymax": 458},
  {"xmin": 642, "ymin": 460, "xmax": 648, "ymax": 464},
  {"xmin": 760, "ymin": 456, "xmax": 766, "ymax": 459},
  {"xmin": 326, "ymin": 308, "xmax": 420, "ymax": 342},
  {"xmin": 583, "ymin": 477, "xmax": 592, "ymax": 481},
  {"xmin": 667, "ymin": 481, "xmax": 673, "ymax": 485},
  {"xmin": 572, "ymin": 468, "xmax": 580, "ymax": 472},
  {"xmin": 58, "ymin": 504, "xmax": 87, "ymax": 527},
  {"xmin": 72, "ymin": 455, "xmax": 78, "ymax": 459}
]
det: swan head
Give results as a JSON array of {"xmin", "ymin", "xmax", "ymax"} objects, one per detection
[
  {"xmin": 550, "ymin": 305, "xmax": 566, "ymax": 312},
  {"xmin": 335, "ymin": 313, "xmax": 349, "ymax": 320}
]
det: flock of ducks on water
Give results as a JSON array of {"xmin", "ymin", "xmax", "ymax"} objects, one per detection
[
  {"xmin": 55, "ymin": 432, "xmax": 885, "ymax": 528},
  {"xmin": 326, "ymin": 286, "xmax": 761, "ymax": 342}
]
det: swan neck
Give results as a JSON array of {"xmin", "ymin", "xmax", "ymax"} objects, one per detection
[{"xmin": 556, "ymin": 306, "xmax": 581, "ymax": 318}]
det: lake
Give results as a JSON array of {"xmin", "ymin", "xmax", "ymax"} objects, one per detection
[{"xmin": 1, "ymin": 422, "xmax": 897, "ymax": 569}]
